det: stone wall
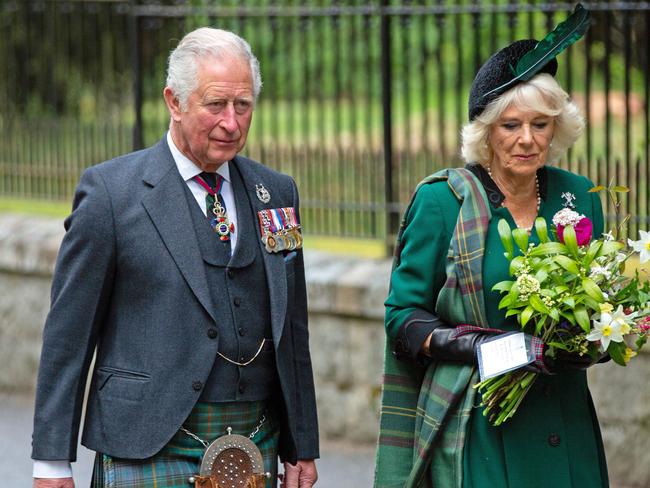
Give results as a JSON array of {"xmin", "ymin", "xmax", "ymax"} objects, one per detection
[
  {"xmin": 1, "ymin": 213, "xmax": 648, "ymax": 487},
  {"xmin": 0, "ymin": 214, "xmax": 62, "ymax": 393}
]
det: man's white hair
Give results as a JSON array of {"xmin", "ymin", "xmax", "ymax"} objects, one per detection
[
  {"xmin": 166, "ymin": 27, "xmax": 262, "ymax": 110},
  {"xmin": 460, "ymin": 73, "xmax": 584, "ymax": 165}
]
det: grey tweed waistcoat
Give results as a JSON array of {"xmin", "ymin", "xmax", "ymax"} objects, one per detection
[{"xmin": 185, "ymin": 163, "xmax": 278, "ymax": 402}]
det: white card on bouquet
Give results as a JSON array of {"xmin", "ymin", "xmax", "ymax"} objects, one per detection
[{"xmin": 477, "ymin": 332, "xmax": 532, "ymax": 381}]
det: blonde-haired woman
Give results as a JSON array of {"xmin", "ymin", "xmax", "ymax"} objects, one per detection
[{"xmin": 375, "ymin": 6, "xmax": 609, "ymax": 488}]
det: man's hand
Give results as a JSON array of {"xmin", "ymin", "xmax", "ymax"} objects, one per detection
[
  {"xmin": 280, "ymin": 459, "xmax": 317, "ymax": 488},
  {"xmin": 33, "ymin": 478, "xmax": 74, "ymax": 488}
]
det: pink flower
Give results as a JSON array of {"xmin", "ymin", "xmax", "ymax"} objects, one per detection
[
  {"xmin": 557, "ymin": 216, "xmax": 593, "ymax": 246},
  {"xmin": 639, "ymin": 317, "xmax": 650, "ymax": 333}
]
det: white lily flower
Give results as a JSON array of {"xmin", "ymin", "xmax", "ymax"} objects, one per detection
[
  {"xmin": 587, "ymin": 308, "xmax": 627, "ymax": 350},
  {"xmin": 628, "ymin": 230, "xmax": 650, "ymax": 263},
  {"xmin": 614, "ymin": 304, "xmax": 636, "ymax": 330}
]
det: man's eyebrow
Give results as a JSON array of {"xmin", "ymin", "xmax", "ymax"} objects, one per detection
[{"xmin": 201, "ymin": 95, "xmax": 253, "ymax": 102}]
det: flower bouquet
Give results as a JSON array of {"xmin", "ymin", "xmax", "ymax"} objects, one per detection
[{"xmin": 476, "ymin": 188, "xmax": 649, "ymax": 426}]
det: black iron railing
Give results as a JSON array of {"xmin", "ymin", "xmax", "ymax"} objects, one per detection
[{"xmin": 1, "ymin": 0, "xmax": 649, "ymax": 251}]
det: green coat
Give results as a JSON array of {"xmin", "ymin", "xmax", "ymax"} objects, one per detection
[{"xmin": 385, "ymin": 165, "xmax": 609, "ymax": 488}]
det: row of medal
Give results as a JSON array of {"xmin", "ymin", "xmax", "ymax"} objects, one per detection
[{"xmin": 257, "ymin": 207, "xmax": 303, "ymax": 253}]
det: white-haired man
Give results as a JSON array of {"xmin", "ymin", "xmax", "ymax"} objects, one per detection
[{"xmin": 32, "ymin": 27, "xmax": 318, "ymax": 488}]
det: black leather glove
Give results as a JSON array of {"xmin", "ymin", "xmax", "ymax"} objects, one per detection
[
  {"xmin": 426, "ymin": 324, "xmax": 497, "ymax": 364},
  {"xmin": 428, "ymin": 326, "xmax": 553, "ymax": 375},
  {"xmin": 392, "ymin": 310, "xmax": 501, "ymax": 365},
  {"xmin": 544, "ymin": 349, "xmax": 610, "ymax": 372},
  {"xmin": 393, "ymin": 310, "xmax": 552, "ymax": 374}
]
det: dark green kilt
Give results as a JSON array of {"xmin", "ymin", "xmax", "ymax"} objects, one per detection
[{"xmin": 91, "ymin": 401, "xmax": 280, "ymax": 488}]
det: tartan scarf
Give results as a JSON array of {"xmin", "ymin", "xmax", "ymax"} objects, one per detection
[{"xmin": 374, "ymin": 168, "xmax": 491, "ymax": 488}]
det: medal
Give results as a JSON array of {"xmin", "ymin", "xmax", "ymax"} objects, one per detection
[
  {"xmin": 194, "ymin": 174, "xmax": 235, "ymax": 242},
  {"xmin": 257, "ymin": 208, "xmax": 303, "ymax": 254},
  {"xmin": 211, "ymin": 200, "xmax": 235, "ymax": 242},
  {"xmin": 265, "ymin": 233, "xmax": 278, "ymax": 252},
  {"xmin": 184, "ymin": 419, "xmax": 271, "ymax": 488}
]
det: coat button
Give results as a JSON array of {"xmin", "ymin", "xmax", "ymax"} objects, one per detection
[
  {"xmin": 192, "ymin": 381, "xmax": 203, "ymax": 392},
  {"xmin": 207, "ymin": 328, "xmax": 218, "ymax": 339},
  {"xmin": 234, "ymin": 297, "xmax": 241, "ymax": 307},
  {"xmin": 227, "ymin": 269, "xmax": 234, "ymax": 279},
  {"xmin": 238, "ymin": 327, "xmax": 245, "ymax": 336},
  {"xmin": 238, "ymin": 384, "xmax": 245, "ymax": 394},
  {"xmin": 548, "ymin": 434, "xmax": 561, "ymax": 447}
]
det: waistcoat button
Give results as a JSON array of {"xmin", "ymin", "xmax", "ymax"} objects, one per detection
[
  {"xmin": 192, "ymin": 381, "xmax": 203, "ymax": 392},
  {"xmin": 234, "ymin": 297, "xmax": 241, "ymax": 307}
]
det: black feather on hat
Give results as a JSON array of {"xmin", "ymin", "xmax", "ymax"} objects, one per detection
[{"xmin": 468, "ymin": 3, "xmax": 591, "ymax": 121}]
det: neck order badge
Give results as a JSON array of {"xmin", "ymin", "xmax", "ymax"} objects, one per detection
[{"xmin": 195, "ymin": 173, "xmax": 235, "ymax": 241}]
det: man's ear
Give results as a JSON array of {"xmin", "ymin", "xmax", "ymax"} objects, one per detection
[{"xmin": 163, "ymin": 87, "xmax": 182, "ymax": 122}]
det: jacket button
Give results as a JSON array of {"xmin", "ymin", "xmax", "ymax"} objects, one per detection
[
  {"xmin": 238, "ymin": 327, "xmax": 245, "ymax": 336},
  {"xmin": 192, "ymin": 381, "xmax": 203, "ymax": 391},
  {"xmin": 238, "ymin": 384, "xmax": 245, "ymax": 394},
  {"xmin": 548, "ymin": 434, "xmax": 561, "ymax": 447},
  {"xmin": 207, "ymin": 328, "xmax": 218, "ymax": 339},
  {"xmin": 234, "ymin": 297, "xmax": 241, "ymax": 307},
  {"xmin": 227, "ymin": 269, "xmax": 234, "ymax": 279}
]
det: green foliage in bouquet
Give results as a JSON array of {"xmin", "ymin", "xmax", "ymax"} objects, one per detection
[{"xmin": 476, "ymin": 192, "xmax": 649, "ymax": 426}]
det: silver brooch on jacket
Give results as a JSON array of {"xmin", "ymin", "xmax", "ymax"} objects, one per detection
[{"xmin": 255, "ymin": 184, "xmax": 271, "ymax": 203}]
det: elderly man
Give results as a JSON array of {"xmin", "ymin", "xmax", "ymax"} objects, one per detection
[{"xmin": 31, "ymin": 28, "xmax": 319, "ymax": 488}]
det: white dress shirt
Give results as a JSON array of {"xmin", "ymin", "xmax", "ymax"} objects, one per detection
[
  {"xmin": 166, "ymin": 132, "xmax": 239, "ymax": 252},
  {"xmin": 33, "ymin": 133, "xmax": 240, "ymax": 478}
]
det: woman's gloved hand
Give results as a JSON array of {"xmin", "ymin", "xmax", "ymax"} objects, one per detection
[
  {"xmin": 425, "ymin": 325, "xmax": 554, "ymax": 374},
  {"xmin": 543, "ymin": 349, "xmax": 610, "ymax": 372}
]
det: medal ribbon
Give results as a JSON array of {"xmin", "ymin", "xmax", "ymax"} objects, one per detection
[
  {"xmin": 257, "ymin": 207, "xmax": 299, "ymax": 236},
  {"xmin": 193, "ymin": 174, "xmax": 224, "ymax": 196}
]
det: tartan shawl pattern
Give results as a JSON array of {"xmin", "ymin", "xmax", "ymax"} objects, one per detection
[
  {"xmin": 91, "ymin": 401, "xmax": 280, "ymax": 488},
  {"xmin": 375, "ymin": 168, "xmax": 491, "ymax": 488}
]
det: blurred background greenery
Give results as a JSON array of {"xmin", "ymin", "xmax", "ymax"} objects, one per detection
[{"xmin": 1, "ymin": 0, "xmax": 648, "ymax": 254}]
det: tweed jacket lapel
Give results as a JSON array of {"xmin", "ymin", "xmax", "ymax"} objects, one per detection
[
  {"xmin": 141, "ymin": 138, "xmax": 216, "ymax": 322},
  {"xmin": 231, "ymin": 156, "xmax": 288, "ymax": 348},
  {"xmin": 227, "ymin": 165, "xmax": 257, "ymax": 269}
]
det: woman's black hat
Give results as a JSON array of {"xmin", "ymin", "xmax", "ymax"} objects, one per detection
[{"xmin": 468, "ymin": 4, "xmax": 590, "ymax": 120}]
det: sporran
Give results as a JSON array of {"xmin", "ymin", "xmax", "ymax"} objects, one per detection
[{"xmin": 183, "ymin": 416, "xmax": 271, "ymax": 488}]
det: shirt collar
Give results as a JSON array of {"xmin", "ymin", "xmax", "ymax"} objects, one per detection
[
  {"xmin": 166, "ymin": 131, "xmax": 231, "ymax": 183},
  {"xmin": 465, "ymin": 162, "xmax": 547, "ymax": 208}
]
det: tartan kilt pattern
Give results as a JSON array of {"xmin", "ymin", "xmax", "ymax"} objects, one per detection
[{"xmin": 91, "ymin": 401, "xmax": 280, "ymax": 488}]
